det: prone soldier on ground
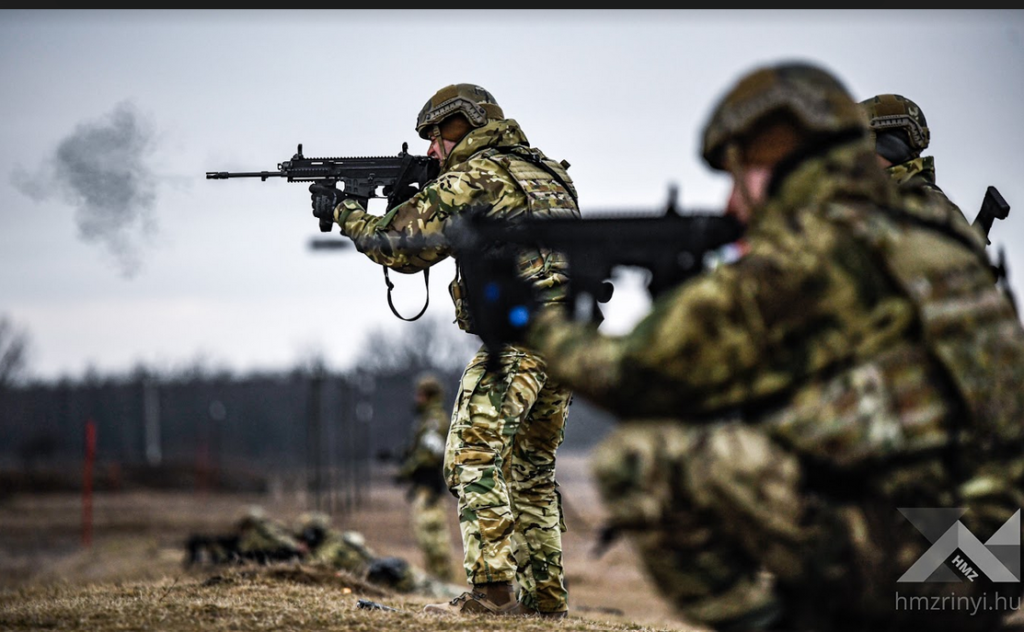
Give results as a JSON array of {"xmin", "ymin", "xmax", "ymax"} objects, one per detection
[
  {"xmin": 294, "ymin": 511, "xmax": 463, "ymax": 599},
  {"xmin": 185, "ymin": 505, "xmax": 306, "ymax": 567},
  {"xmin": 185, "ymin": 508, "xmax": 463, "ymax": 599}
]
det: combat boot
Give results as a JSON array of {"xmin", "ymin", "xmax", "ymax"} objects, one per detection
[{"xmin": 423, "ymin": 581, "xmax": 519, "ymax": 616}]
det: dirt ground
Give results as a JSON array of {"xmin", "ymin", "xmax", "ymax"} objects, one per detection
[{"xmin": 0, "ymin": 452, "xmax": 703, "ymax": 632}]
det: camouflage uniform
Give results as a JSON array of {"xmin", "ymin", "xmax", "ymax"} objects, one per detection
[
  {"xmin": 859, "ymin": 94, "xmax": 973, "ymax": 230},
  {"xmin": 295, "ymin": 512, "xmax": 463, "ymax": 599},
  {"xmin": 396, "ymin": 374, "xmax": 456, "ymax": 581},
  {"xmin": 327, "ymin": 85, "xmax": 577, "ymax": 616},
  {"xmin": 527, "ymin": 64, "xmax": 1024, "ymax": 631},
  {"xmin": 297, "ymin": 511, "xmax": 377, "ymax": 574},
  {"xmin": 235, "ymin": 506, "xmax": 306, "ymax": 564}
]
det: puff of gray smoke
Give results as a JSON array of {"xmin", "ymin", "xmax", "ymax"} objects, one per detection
[{"xmin": 11, "ymin": 100, "xmax": 158, "ymax": 279}]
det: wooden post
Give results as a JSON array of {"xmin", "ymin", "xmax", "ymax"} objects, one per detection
[{"xmin": 82, "ymin": 419, "xmax": 96, "ymax": 548}]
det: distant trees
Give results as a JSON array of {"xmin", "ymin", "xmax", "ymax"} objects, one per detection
[{"xmin": 353, "ymin": 314, "xmax": 478, "ymax": 376}]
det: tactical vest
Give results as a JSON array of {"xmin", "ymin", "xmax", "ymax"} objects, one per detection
[
  {"xmin": 862, "ymin": 195, "xmax": 1024, "ymax": 455},
  {"xmin": 760, "ymin": 195, "xmax": 1024, "ymax": 469},
  {"xmin": 450, "ymin": 146, "xmax": 580, "ymax": 334}
]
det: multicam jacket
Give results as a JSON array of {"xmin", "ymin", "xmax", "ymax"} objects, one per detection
[
  {"xmin": 335, "ymin": 118, "xmax": 579, "ymax": 333},
  {"xmin": 887, "ymin": 155, "xmax": 975, "ymax": 233},
  {"xmin": 528, "ymin": 139, "xmax": 1024, "ymax": 469}
]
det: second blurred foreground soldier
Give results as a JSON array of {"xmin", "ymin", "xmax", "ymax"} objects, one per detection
[{"xmin": 511, "ymin": 61, "xmax": 1024, "ymax": 631}]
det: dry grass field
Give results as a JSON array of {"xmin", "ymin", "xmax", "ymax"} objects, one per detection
[{"xmin": 0, "ymin": 452, "xmax": 704, "ymax": 632}]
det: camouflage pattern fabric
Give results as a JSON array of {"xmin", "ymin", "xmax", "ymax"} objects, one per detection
[
  {"xmin": 330, "ymin": 116, "xmax": 578, "ymax": 616},
  {"xmin": 444, "ymin": 344, "xmax": 571, "ymax": 614},
  {"xmin": 333, "ymin": 118, "xmax": 578, "ymax": 333},
  {"xmin": 526, "ymin": 138, "xmax": 1024, "ymax": 630},
  {"xmin": 592, "ymin": 420, "xmax": 1024, "ymax": 632},
  {"xmin": 410, "ymin": 485, "xmax": 455, "ymax": 582},
  {"xmin": 305, "ymin": 528, "xmax": 377, "ymax": 574},
  {"xmin": 300, "ymin": 519, "xmax": 462, "ymax": 599},
  {"xmin": 236, "ymin": 511, "xmax": 305, "ymax": 563},
  {"xmin": 885, "ymin": 155, "xmax": 976, "ymax": 229},
  {"xmin": 886, "ymin": 155, "xmax": 937, "ymax": 192}
]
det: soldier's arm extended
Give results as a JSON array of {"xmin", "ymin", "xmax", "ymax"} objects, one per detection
[
  {"xmin": 526, "ymin": 211, "xmax": 911, "ymax": 419},
  {"xmin": 333, "ymin": 161, "xmax": 521, "ymax": 273}
]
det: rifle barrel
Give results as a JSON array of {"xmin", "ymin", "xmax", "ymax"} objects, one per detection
[{"xmin": 206, "ymin": 171, "xmax": 283, "ymax": 180}]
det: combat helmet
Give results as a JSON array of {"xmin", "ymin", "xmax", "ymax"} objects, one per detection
[
  {"xmin": 416, "ymin": 83, "xmax": 504, "ymax": 140},
  {"xmin": 238, "ymin": 504, "xmax": 267, "ymax": 527},
  {"xmin": 296, "ymin": 511, "xmax": 331, "ymax": 547},
  {"xmin": 702, "ymin": 61, "xmax": 868, "ymax": 171},
  {"xmin": 858, "ymin": 93, "xmax": 930, "ymax": 161},
  {"xmin": 415, "ymin": 372, "xmax": 444, "ymax": 400},
  {"xmin": 296, "ymin": 511, "xmax": 331, "ymax": 532}
]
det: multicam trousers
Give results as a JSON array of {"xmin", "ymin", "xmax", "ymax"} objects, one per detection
[
  {"xmin": 591, "ymin": 419, "xmax": 1023, "ymax": 632},
  {"xmin": 410, "ymin": 485, "xmax": 455, "ymax": 582},
  {"xmin": 443, "ymin": 344, "xmax": 571, "ymax": 615}
]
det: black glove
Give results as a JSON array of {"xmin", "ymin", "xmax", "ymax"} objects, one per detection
[
  {"xmin": 385, "ymin": 183, "xmax": 419, "ymax": 210},
  {"xmin": 309, "ymin": 183, "xmax": 340, "ymax": 233}
]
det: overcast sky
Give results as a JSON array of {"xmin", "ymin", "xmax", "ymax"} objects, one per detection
[{"xmin": 2, "ymin": 9, "xmax": 1022, "ymax": 381}]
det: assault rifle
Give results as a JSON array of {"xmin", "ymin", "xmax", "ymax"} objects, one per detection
[
  {"xmin": 445, "ymin": 186, "xmax": 745, "ymax": 367},
  {"xmin": 206, "ymin": 142, "xmax": 438, "ymax": 232}
]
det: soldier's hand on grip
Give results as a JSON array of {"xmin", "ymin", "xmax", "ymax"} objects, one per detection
[{"xmin": 309, "ymin": 183, "xmax": 340, "ymax": 233}]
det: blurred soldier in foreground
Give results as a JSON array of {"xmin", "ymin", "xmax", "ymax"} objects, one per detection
[
  {"xmin": 395, "ymin": 373, "xmax": 455, "ymax": 582},
  {"xmin": 505, "ymin": 62, "xmax": 1024, "ymax": 631},
  {"xmin": 310, "ymin": 82, "xmax": 577, "ymax": 618}
]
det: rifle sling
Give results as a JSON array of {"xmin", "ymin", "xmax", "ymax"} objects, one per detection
[{"xmin": 383, "ymin": 266, "xmax": 430, "ymax": 322}]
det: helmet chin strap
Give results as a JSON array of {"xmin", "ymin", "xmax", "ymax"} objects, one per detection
[{"xmin": 430, "ymin": 125, "xmax": 451, "ymax": 164}]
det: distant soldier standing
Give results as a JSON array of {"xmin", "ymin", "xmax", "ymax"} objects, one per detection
[{"xmin": 395, "ymin": 373, "xmax": 455, "ymax": 582}]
